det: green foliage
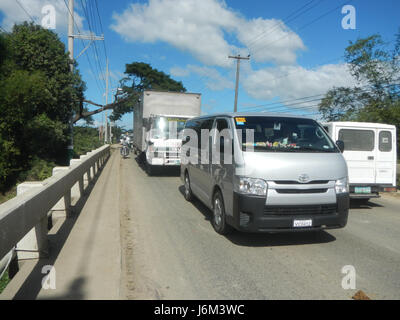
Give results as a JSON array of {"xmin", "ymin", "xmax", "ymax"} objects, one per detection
[
  {"xmin": 73, "ymin": 126, "xmax": 102, "ymax": 158},
  {"xmin": 110, "ymin": 62, "xmax": 186, "ymax": 121},
  {"xmin": 0, "ymin": 270, "xmax": 10, "ymax": 294},
  {"xmin": 22, "ymin": 157, "xmax": 56, "ymax": 181},
  {"xmin": 0, "ymin": 22, "xmax": 86, "ymax": 193},
  {"xmin": 319, "ymin": 30, "xmax": 400, "ymax": 157}
]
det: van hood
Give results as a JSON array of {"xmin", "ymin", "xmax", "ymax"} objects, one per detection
[{"xmin": 236, "ymin": 152, "xmax": 348, "ymax": 182}]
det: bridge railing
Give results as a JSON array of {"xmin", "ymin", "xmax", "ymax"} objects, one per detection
[{"xmin": 0, "ymin": 145, "xmax": 111, "ymax": 262}]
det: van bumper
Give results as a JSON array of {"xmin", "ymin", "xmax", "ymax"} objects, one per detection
[{"xmin": 229, "ymin": 192, "xmax": 349, "ymax": 233}]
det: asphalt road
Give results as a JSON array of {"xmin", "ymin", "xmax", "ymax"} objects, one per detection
[{"xmin": 119, "ymin": 153, "xmax": 400, "ymax": 300}]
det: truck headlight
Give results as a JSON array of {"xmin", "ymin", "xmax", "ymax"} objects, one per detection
[
  {"xmin": 335, "ymin": 177, "xmax": 349, "ymax": 194},
  {"xmin": 237, "ymin": 177, "xmax": 268, "ymax": 196}
]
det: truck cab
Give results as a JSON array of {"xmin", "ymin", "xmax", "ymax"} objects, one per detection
[{"xmin": 145, "ymin": 115, "xmax": 191, "ymax": 171}]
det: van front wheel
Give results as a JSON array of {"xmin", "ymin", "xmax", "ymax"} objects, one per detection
[
  {"xmin": 184, "ymin": 173, "xmax": 193, "ymax": 202},
  {"xmin": 212, "ymin": 191, "xmax": 232, "ymax": 235}
]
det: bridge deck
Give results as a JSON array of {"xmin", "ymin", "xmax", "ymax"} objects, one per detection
[{"xmin": 1, "ymin": 147, "xmax": 121, "ymax": 300}]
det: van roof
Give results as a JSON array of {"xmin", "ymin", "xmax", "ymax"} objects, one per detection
[{"xmin": 191, "ymin": 112, "xmax": 312, "ymax": 120}]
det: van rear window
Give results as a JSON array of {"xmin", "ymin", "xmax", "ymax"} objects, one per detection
[
  {"xmin": 379, "ymin": 131, "xmax": 392, "ymax": 152},
  {"xmin": 338, "ymin": 129, "xmax": 374, "ymax": 151}
]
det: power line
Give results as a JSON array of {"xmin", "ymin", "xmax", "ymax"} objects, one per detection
[
  {"xmin": 79, "ymin": 0, "xmax": 107, "ymax": 94},
  {"xmin": 250, "ymin": 0, "xmax": 355, "ymax": 57},
  {"xmin": 245, "ymin": 81, "xmax": 400, "ymax": 113},
  {"xmin": 247, "ymin": 0, "xmax": 325, "ymax": 52},
  {"xmin": 15, "ymin": 0, "xmax": 36, "ymax": 23},
  {"xmin": 62, "ymin": 0, "xmax": 105, "ymax": 96}
]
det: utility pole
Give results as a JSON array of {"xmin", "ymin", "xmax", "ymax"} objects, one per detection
[
  {"xmin": 228, "ymin": 54, "xmax": 250, "ymax": 112},
  {"xmin": 67, "ymin": 0, "xmax": 74, "ymax": 164},
  {"xmin": 67, "ymin": 0, "xmax": 105, "ymax": 158},
  {"xmin": 104, "ymin": 59, "xmax": 109, "ymax": 144}
]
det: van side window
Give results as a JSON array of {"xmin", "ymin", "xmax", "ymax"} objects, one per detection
[
  {"xmin": 338, "ymin": 129, "xmax": 375, "ymax": 151},
  {"xmin": 216, "ymin": 119, "xmax": 228, "ymax": 132},
  {"xmin": 379, "ymin": 131, "xmax": 392, "ymax": 152},
  {"xmin": 199, "ymin": 119, "xmax": 214, "ymax": 149}
]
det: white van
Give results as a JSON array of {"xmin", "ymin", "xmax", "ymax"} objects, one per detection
[
  {"xmin": 322, "ymin": 122, "xmax": 397, "ymax": 200},
  {"xmin": 181, "ymin": 113, "xmax": 350, "ymax": 234}
]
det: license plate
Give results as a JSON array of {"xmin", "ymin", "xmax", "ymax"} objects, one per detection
[
  {"xmin": 293, "ymin": 219, "xmax": 313, "ymax": 228},
  {"xmin": 355, "ymin": 187, "xmax": 371, "ymax": 194}
]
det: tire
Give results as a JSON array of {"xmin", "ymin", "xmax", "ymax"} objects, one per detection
[
  {"xmin": 211, "ymin": 190, "xmax": 233, "ymax": 235},
  {"xmin": 146, "ymin": 162, "xmax": 154, "ymax": 176},
  {"xmin": 183, "ymin": 172, "xmax": 193, "ymax": 202}
]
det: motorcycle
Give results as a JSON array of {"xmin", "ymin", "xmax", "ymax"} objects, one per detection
[{"xmin": 121, "ymin": 144, "xmax": 129, "ymax": 158}]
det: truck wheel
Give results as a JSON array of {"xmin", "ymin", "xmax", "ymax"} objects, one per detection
[
  {"xmin": 184, "ymin": 172, "xmax": 193, "ymax": 202},
  {"xmin": 211, "ymin": 190, "xmax": 233, "ymax": 235}
]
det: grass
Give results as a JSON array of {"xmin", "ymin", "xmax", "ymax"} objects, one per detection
[
  {"xmin": 0, "ymin": 186, "xmax": 17, "ymax": 205},
  {"xmin": 0, "ymin": 269, "xmax": 10, "ymax": 294}
]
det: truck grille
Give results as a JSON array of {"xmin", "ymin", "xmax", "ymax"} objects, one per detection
[{"xmin": 264, "ymin": 204, "xmax": 337, "ymax": 216}]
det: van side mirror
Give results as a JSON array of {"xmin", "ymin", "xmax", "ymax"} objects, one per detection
[{"xmin": 336, "ymin": 140, "xmax": 344, "ymax": 153}]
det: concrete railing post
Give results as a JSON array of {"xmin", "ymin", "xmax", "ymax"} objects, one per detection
[
  {"xmin": 15, "ymin": 182, "xmax": 49, "ymax": 260},
  {"xmin": 49, "ymin": 167, "xmax": 72, "ymax": 222}
]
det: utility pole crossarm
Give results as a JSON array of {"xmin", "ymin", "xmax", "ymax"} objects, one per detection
[{"xmin": 228, "ymin": 54, "xmax": 250, "ymax": 113}]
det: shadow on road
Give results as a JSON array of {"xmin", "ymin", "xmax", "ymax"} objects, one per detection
[
  {"xmin": 134, "ymin": 153, "xmax": 180, "ymax": 177},
  {"xmin": 178, "ymin": 185, "xmax": 336, "ymax": 247},
  {"xmin": 350, "ymin": 199, "xmax": 383, "ymax": 209}
]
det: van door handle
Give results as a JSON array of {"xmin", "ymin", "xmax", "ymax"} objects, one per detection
[{"xmin": 368, "ymin": 156, "xmax": 374, "ymax": 160}]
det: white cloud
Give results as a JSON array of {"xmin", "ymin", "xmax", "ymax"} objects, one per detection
[
  {"xmin": 111, "ymin": 0, "xmax": 305, "ymax": 67},
  {"xmin": 0, "ymin": 0, "xmax": 85, "ymax": 34},
  {"xmin": 237, "ymin": 18, "xmax": 305, "ymax": 65},
  {"xmin": 170, "ymin": 66, "xmax": 190, "ymax": 77},
  {"xmin": 243, "ymin": 64, "xmax": 357, "ymax": 110},
  {"xmin": 170, "ymin": 64, "xmax": 234, "ymax": 91}
]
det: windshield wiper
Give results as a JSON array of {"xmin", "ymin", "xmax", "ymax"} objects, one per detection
[{"xmin": 296, "ymin": 146, "xmax": 336, "ymax": 152}]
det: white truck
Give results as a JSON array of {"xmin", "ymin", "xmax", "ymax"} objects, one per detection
[
  {"xmin": 322, "ymin": 121, "xmax": 397, "ymax": 200},
  {"xmin": 133, "ymin": 90, "xmax": 201, "ymax": 175}
]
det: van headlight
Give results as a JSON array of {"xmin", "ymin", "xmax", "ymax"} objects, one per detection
[
  {"xmin": 237, "ymin": 177, "xmax": 268, "ymax": 196},
  {"xmin": 335, "ymin": 177, "xmax": 349, "ymax": 194}
]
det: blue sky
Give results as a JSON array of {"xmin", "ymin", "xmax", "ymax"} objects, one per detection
[{"xmin": 1, "ymin": 0, "xmax": 400, "ymax": 130}]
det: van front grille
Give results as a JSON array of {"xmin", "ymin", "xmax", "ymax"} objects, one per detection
[
  {"xmin": 275, "ymin": 188, "xmax": 328, "ymax": 194},
  {"xmin": 264, "ymin": 204, "xmax": 337, "ymax": 216},
  {"xmin": 273, "ymin": 180, "xmax": 329, "ymax": 185}
]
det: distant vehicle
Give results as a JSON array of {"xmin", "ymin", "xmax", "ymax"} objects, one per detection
[
  {"xmin": 181, "ymin": 113, "xmax": 350, "ymax": 234},
  {"xmin": 322, "ymin": 121, "xmax": 397, "ymax": 200},
  {"xmin": 132, "ymin": 90, "xmax": 201, "ymax": 175}
]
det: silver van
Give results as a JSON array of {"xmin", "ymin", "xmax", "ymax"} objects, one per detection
[{"xmin": 180, "ymin": 113, "xmax": 349, "ymax": 234}]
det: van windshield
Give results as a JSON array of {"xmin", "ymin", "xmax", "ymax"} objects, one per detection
[{"xmin": 234, "ymin": 116, "xmax": 338, "ymax": 153}]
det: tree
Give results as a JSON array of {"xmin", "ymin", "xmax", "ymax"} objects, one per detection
[
  {"xmin": 0, "ymin": 22, "xmax": 86, "ymax": 191},
  {"xmin": 74, "ymin": 62, "xmax": 186, "ymax": 123},
  {"xmin": 318, "ymin": 31, "xmax": 400, "ymax": 155}
]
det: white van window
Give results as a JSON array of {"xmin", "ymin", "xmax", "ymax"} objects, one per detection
[
  {"xmin": 235, "ymin": 116, "xmax": 337, "ymax": 153},
  {"xmin": 338, "ymin": 129, "xmax": 374, "ymax": 151},
  {"xmin": 185, "ymin": 118, "xmax": 213, "ymax": 149},
  {"xmin": 379, "ymin": 131, "xmax": 392, "ymax": 152}
]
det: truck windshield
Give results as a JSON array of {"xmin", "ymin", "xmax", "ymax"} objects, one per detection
[
  {"xmin": 234, "ymin": 116, "xmax": 338, "ymax": 153},
  {"xmin": 152, "ymin": 116, "xmax": 188, "ymax": 139}
]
